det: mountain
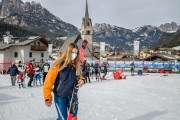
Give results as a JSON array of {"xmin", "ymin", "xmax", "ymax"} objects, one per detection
[
  {"xmin": 0, "ymin": 0, "xmax": 178, "ymax": 50},
  {"xmin": 159, "ymin": 22, "xmax": 180, "ymax": 33},
  {"xmin": 155, "ymin": 28, "xmax": 180, "ymax": 48},
  {"xmin": 93, "ymin": 23, "xmax": 164, "ymax": 50},
  {"xmin": 0, "ymin": 21, "xmax": 38, "ymax": 37},
  {"xmin": 0, "ymin": 0, "xmax": 79, "ymax": 40}
]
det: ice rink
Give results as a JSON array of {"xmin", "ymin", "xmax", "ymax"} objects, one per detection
[{"xmin": 0, "ymin": 73, "xmax": 180, "ymax": 120}]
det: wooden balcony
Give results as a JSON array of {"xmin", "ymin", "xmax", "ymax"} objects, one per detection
[{"xmin": 31, "ymin": 45, "xmax": 47, "ymax": 51}]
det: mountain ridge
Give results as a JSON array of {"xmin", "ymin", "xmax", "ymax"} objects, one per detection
[
  {"xmin": 0, "ymin": 0, "xmax": 79, "ymax": 40},
  {"xmin": 0, "ymin": 0, "xmax": 179, "ymax": 49}
]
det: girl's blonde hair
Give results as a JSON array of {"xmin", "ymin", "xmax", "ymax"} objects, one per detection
[{"xmin": 53, "ymin": 43, "xmax": 80, "ymax": 74}]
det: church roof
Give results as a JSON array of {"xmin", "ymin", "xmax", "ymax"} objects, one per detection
[{"xmin": 59, "ymin": 34, "xmax": 92, "ymax": 58}]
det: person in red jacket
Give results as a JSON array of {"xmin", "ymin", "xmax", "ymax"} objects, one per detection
[{"xmin": 26, "ymin": 60, "xmax": 35, "ymax": 87}]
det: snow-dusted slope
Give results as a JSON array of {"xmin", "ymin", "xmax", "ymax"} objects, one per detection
[{"xmin": 0, "ymin": 73, "xmax": 180, "ymax": 120}]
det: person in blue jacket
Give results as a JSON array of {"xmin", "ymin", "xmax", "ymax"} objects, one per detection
[{"xmin": 8, "ymin": 62, "xmax": 19, "ymax": 86}]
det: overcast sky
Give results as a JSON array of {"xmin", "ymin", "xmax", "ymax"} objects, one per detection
[{"xmin": 22, "ymin": 0, "xmax": 180, "ymax": 29}]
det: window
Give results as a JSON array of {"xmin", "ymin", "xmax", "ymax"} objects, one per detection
[
  {"xmin": 14, "ymin": 52, "xmax": 18, "ymax": 57},
  {"xmin": 29, "ymin": 52, "xmax": 32, "ymax": 58},
  {"xmin": 38, "ymin": 42, "xmax": 40, "ymax": 45},
  {"xmin": 41, "ymin": 53, "xmax": 44, "ymax": 57},
  {"xmin": 87, "ymin": 31, "xmax": 90, "ymax": 35}
]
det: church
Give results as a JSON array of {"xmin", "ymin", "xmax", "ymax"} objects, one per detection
[{"xmin": 59, "ymin": 0, "xmax": 95, "ymax": 60}]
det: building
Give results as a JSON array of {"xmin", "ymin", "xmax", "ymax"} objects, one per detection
[
  {"xmin": 58, "ymin": 34, "xmax": 95, "ymax": 60},
  {"xmin": 80, "ymin": 0, "xmax": 93, "ymax": 52},
  {"xmin": 0, "ymin": 34, "xmax": 49, "ymax": 71},
  {"xmin": 57, "ymin": 0, "xmax": 95, "ymax": 61}
]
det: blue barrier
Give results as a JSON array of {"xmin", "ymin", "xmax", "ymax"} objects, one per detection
[{"xmin": 86, "ymin": 60, "xmax": 180, "ymax": 69}]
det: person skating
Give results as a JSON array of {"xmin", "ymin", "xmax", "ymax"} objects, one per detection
[
  {"xmin": 130, "ymin": 62, "xmax": 135, "ymax": 76},
  {"xmin": 42, "ymin": 61, "xmax": 50, "ymax": 84},
  {"xmin": 82, "ymin": 60, "xmax": 87, "ymax": 79},
  {"xmin": 101, "ymin": 62, "xmax": 108, "ymax": 80},
  {"xmin": 43, "ymin": 43, "xmax": 85, "ymax": 120},
  {"xmin": 26, "ymin": 60, "xmax": 35, "ymax": 87},
  {"xmin": 8, "ymin": 62, "xmax": 18, "ymax": 86},
  {"xmin": 86, "ymin": 62, "xmax": 91, "ymax": 83},
  {"xmin": 34, "ymin": 63, "xmax": 42, "ymax": 86},
  {"xmin": 90, "ymin": 63, "xmax": 94, "ymax": 79},
  {"xmin": 94, "ymin": 61, "xmax": 101, "ymax": 81},
  {"xmin": 17, "ymin": 61, "xmax": 25, "ymax": 88}
]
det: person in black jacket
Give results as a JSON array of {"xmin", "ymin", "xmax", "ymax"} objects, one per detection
[
  {"xmin": 43, "ymin": 43, "xmax": 85, "ymax": 120},
  {"xmin": 8, "ymin": 62, "xmax": 19, "ymax": 86},
  {"xmin": 102, "ymin": 62, "xmax": 108, "ymax": 80},
  {"xmin": 86, "ymin": 62, "xmax": 91, "ymax": 83},
  {"xmin": 82, "ymin": 60, "xmax": 87, "ymax": 78},
  {"xmin": 94, "ymin": 61, "xmax": 101, "ymax": 81}
]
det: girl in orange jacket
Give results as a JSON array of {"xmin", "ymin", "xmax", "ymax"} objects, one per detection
[{"xmin": 43, "ymin": 43, "xmax": 85, "ymax": 120}]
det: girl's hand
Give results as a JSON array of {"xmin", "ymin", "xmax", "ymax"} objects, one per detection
[
  {"xmin": 45, "ymin": 101, "xmax": 52, "ymax": 107},
  {"xmin": 77, "ymin": 79, "xmax": 85, "ymax": 87}
]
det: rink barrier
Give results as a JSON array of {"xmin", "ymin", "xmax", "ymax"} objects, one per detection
[{"xmin": 86, "ymin": 61, "xmax": 180, "ymax": 73}]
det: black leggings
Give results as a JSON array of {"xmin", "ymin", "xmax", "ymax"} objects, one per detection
[
  {"xmin": 86, "ymin": 72, "xmax": 91, "ymax": 83},
  {"xmin": 95, "ymin": 71, "xmax": 101, "ymax": 80},
  {"xmin": 102, "ymin": 71, "xmax": 107, "ymax": 78},
  {"xmin": 28, "ymin": 73, "xmax": 34, "ymax": 86}
]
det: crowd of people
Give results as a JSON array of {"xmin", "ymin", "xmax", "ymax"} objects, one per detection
[
  {"xmin": 6, "ymin": 57, "xmax": 110, "ymax": 89},
  {"xmin": 81, "ymin": 60, "xmax": 109, "ymax": 82},
  {"xmin": 7, "ymin": 60, "xmax": 50, "ymax": 88}
]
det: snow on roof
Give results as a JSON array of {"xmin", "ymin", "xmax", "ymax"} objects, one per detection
[{"xmin": 27, "ymin": 36, "xmax": 40, "ymax": 40}]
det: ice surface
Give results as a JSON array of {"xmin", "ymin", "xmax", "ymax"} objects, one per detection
[{"xmin": 0, "ymin": 73, "xmax": 180, "ymax": 120}]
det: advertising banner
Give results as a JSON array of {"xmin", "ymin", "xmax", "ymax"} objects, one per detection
[
  {"xmin": 134, "ymin": 40, "xmax": 140, "ymax": 57},
  {"xmin": 125, "ymin": 61, "xmax": 132, "ymax": 68},
  {"xmin": 144, "ymin": 61, "xmax": 153, "ymax": 68},
  {"xmin": 134, "ymin": 61, "xmax": 144, "ymax": 68},
  {"xmin": 116, "ymin": 61, "xmax": 125, "ymax": 68},
  {"xmin": 176, "ymin": 62, "xmax": 180, "ymax": 69},
  {"xmin": 153, "ymin": 62, "xmax": 164, "ymax": 69},
  {"xmin": 100, "ymin": 42, "xmax": 106, "ymax": 59}
]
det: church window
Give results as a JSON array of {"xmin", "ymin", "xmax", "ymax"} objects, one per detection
[{"xmin": 87, "ymin": 31, "xmax": 90, "ymax": 35}]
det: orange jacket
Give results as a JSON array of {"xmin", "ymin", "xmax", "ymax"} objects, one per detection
[{"xmin": 43, "ymin": 63, "xmax": 85, "ymax": 103}]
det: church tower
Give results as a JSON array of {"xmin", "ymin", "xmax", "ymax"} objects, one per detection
[{"xmin": 81, "ymin": 0, "xmax": 93, "ymax": 52}]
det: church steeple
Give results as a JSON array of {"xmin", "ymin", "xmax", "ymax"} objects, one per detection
[
  {"xmin": 85, "ymin": 0, "xmax": 89, "ymax": 19},
  {"xmin": 81, "ymin": 0, "xmax": 93, "ymax": 52},
  {"xmin": 85, "ymin": 0, "xmax": 89, "ymax": 26}
]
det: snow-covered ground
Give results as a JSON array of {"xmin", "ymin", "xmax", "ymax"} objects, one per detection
[{"xmin": 0, "ymin": 73, "xmax": 180, "ymax": 120}]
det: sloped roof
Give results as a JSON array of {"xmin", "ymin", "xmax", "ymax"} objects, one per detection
[
  {"xmin": 143, "ymin": 54, "xmax": 180, "ymax": 61},
  {"xmin": 59, "ymin": 34, "xmax": 92, "ymax": 57},
  {"xmin": 0, "ymin": 36, "xmax": 48, "ymax": 50},
  {"xmin": 59, "ymin": 34, "xmax": 81, "ymax": 51}
]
